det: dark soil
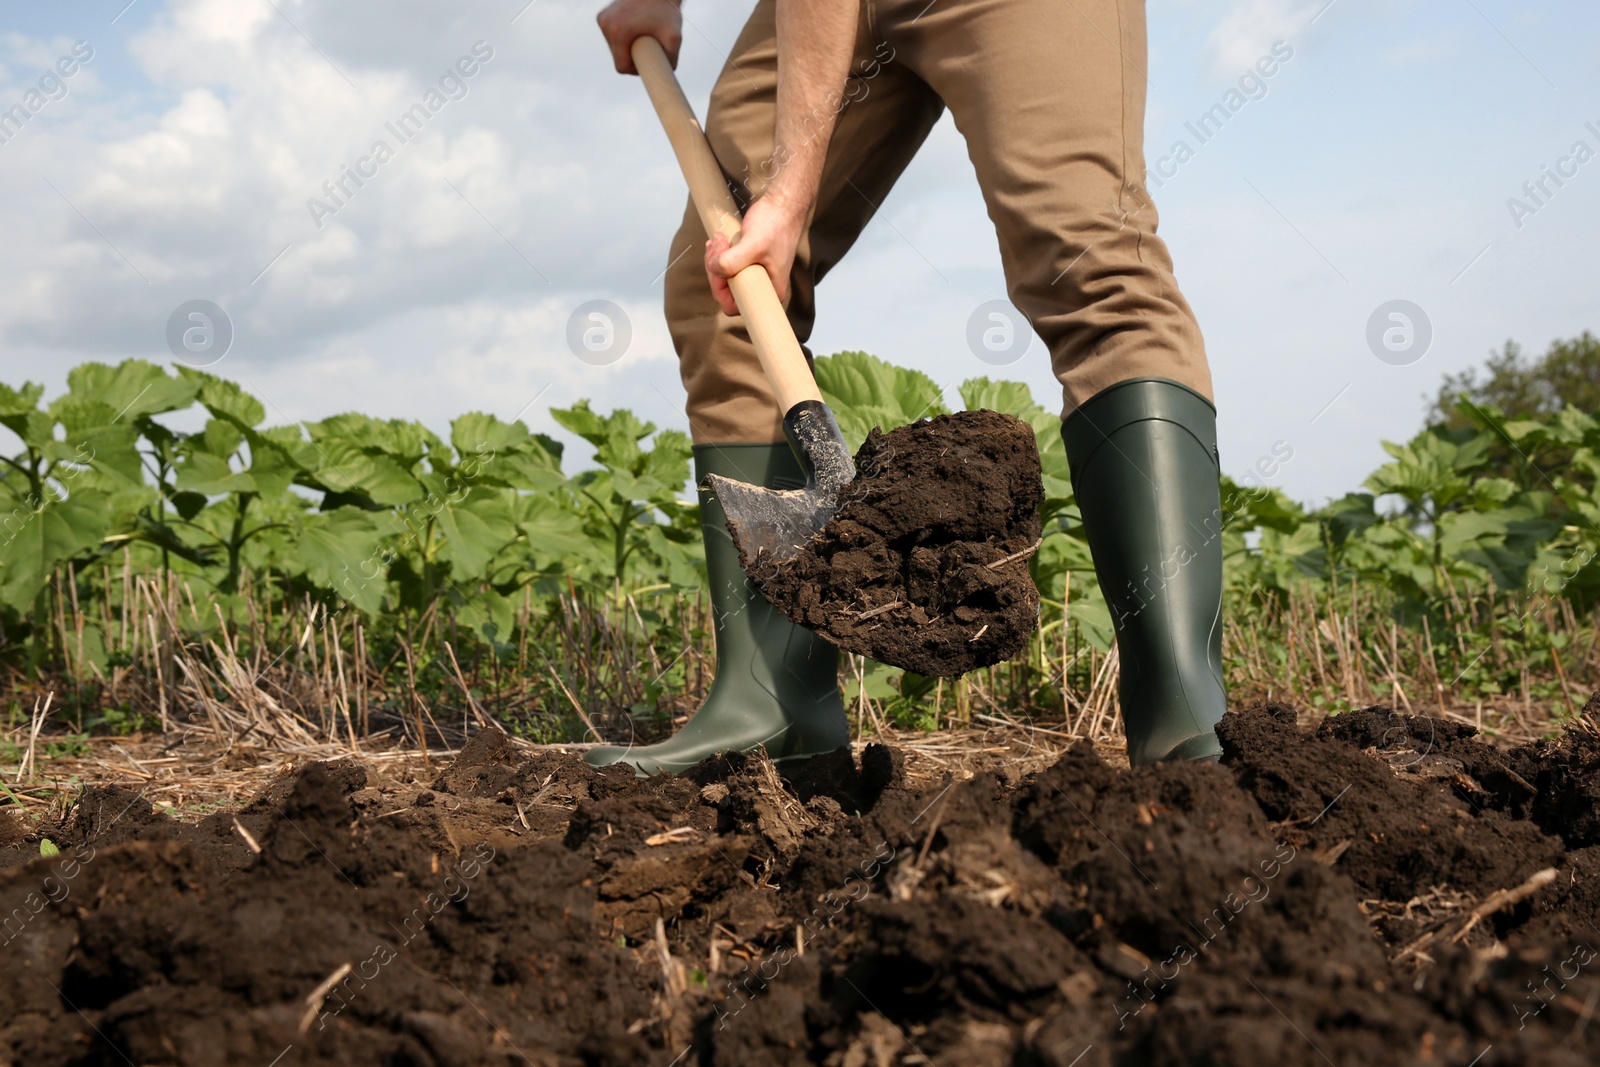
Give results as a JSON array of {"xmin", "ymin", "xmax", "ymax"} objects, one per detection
[
  {"xmin": 4, "ymin": 706, "xmax": 1600, "ymax": 1066},
  {"xmin": 746, "ymin": 410, "xmax": 1044, "ymax": 678}
]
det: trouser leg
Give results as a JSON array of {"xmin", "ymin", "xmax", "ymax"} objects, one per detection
[
  {"xmin": 879, "ymin": 0, "xmax": 1212, "ymax": 416},
  {"xmin": 664, "ymin": 0, "xmax": 944, "ymax": 444},
  {"xmin": 874, "ymin": 0, "xmax": 1225, "ymax": 759},
  {"xmin": 619, "ymin": 3, "xmax": 944, "ymax": 775}
]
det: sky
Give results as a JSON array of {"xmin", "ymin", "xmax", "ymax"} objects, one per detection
[{"xmin": 1, "ymin": 0, "xmax": 1596, "ymax": 507}]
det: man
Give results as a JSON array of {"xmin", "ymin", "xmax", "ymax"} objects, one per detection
[{"xmin": 585, "ymin": 0, "xmax": 1227, "ymax": 774}]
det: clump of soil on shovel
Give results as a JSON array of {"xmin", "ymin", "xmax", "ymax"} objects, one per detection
[{"xmin": 744, "ymin": 409, "xmax": 1044, "ymax": 677}]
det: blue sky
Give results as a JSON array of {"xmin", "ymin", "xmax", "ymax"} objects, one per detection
[{"xmin": 1, "ymin": 0, "xmax": 1596, "ymax": 507}]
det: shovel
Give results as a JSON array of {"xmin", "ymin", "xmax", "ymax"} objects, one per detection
[{"xmin": 631, "ymin": 36, "xmax": 854, "ymax": 563}]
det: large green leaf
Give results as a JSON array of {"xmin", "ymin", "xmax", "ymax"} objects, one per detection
[
  {"xmin": 312, "ymin": 441, "xmax": 423, "ymax": 506},
  {"xmin": 195, "ymin": 418, "xmax": 245, "ymax": 459},
  {"xmin": 639, "ymin": 523, "xmax": 702, "ymax": 588},
  {"xmin": 62, "ymin": 361, "xmax": 198, "ymax": 422},
  {"xmin": 47, "ymin": 422, "xmax": 144, "ymax": 490},
  {"xmin": 0, "ymin": 381, "xmax": 44, "ymax": 419},
  {"xmin": 515, "ymin": 492, "xmax": 599, "ymax": 567},
  {"xmin": 1439, "ymin": 504, "xmax": 1560, "ymax": 590},
  {"xmin": 428, "ymin": 484, "xmax": 518, "ymax": 581},
  {"xmin": 296, "ymin": 509, "xmax": 388, "ymax": 615},
  {"xmin": 959, "ymin": 377, "xmax": 1056, "ymax": 437},
  {"xmin": 175, "ymin": 453, "xmax": 257, "ymax": 496},
  {"xmin": 624, "ymin": 428, "xmax": 692, "ymax": 503},
  {"xmin": 243, "ymin": 436, "xmax": 302, "ymax": 500},
  {"xmin": 1317, "ymin": 493, "xmax": 1379, "ymax": 552},
  {"xmin": 0, "ymin": 488, "xmax": 113, "ymax": 611},
  {"xmin": 255, "ymin": 424, "xmax": 316, "ymax": 460},
  {"xmin": 308, "ymin": 414, "xmax": 441, "ymax": 470},
  {"xmin": 1257, "ymin": 524, "xmax": 1330, "ymax": 587},
  {"xmin": 1067, "ymin": 585, "xmax": 1115, "ymax": 651},
  {"xmin": 551, "ymin": 402, "xmax": 656, "ymax": 478},
  {"xmin": 451, "ymin": 412, "xmax": 530, "ymax": 457},
  {"xmin": 815, "ymin": 351, "xmax": 949, "ymax": 451},
  {"xmin": 176, "ymin": 367, "xmax": 265, "ymax": 428},
  {"xmin": 455, "ymin": 585, "xmax": 517, "ymax": 647},
  {"xmin": 0, "ymin": 381, "xmax": 52, "ymax": 449},
  {"xmin": 485, "ymin": 435, "xmax": 567, "ymax": 492},
  {"xmin": 173, "ymin": 453, "xmax": 254, "ymax": 497},
  {"xmin": 1222, "ymin": 478, "xmax": 1305, "ymax": 534},
  {"xmin": 551, "ymin": 401, "xmax": 646, "ymax": 449}
]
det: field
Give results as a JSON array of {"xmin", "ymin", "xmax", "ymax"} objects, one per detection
[
  {"xmin": 3, "ymin": 351, "xmax": 1600, "ymax": 1064},
  {"xmin": 4, "ymin": 705, "xmax": 1600, "ymax": 1066},
  {"xmin": 2, "ymin": 351, "xmax": 1595, "ymax": 747}
]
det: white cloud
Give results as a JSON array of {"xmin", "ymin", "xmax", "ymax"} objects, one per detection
[
  {"xmin": 0, "ymin": 0, "xmax": 746, "ymax": 472},
  {"xmin": 0, "ymin": 0, "xmax": 697, "ymax": 372},
  {"xmin": 1203, "ymin": 0, "xmax": 1320, "ymax": 79}
]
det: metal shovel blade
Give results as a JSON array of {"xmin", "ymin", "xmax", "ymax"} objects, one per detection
[
  {"xmin": 707, "ymin": 399, "xmax": 856, "ymax": 565},
  {"xmin": 704, "ymin": 477, "xmax": 838, "ymax": 564}
]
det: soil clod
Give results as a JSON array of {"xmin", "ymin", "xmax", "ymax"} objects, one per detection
[
  {"xmin": 4, "ymin": 705, "xmax": 1600, "ymax": 1066},
  {"xmin": 743, "ymin": 410, "xmax": 1045, "ymax": 678}
]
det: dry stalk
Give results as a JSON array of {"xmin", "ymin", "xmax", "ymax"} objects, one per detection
[
  {"xmin": 299, "ymin": 962, "xmax": 353, "ymax": 1034},
  {"xmin": 443, "ymin": 641, "xmax": 495, "ymax": 734},
  {"xmin": 985, "ymin": 539, "xmax": 1043, "ymax": 570},
  {"xmin": 16, "ymin": 692, "xmax": 54, "ymax": 781},
  {"xmin": 1396, "ymin": 867, "xmax": 1559, "ymax": 963},
  {"xmin": 653, "ymin": 917, "xmax": 690, "ymax": 999},
  {"xmin": 232, "ymin": 816, "xmax": 262, "ymax": 854}
]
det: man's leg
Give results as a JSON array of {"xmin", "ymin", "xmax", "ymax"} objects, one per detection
[
  {"xmin": 668, "ymin": 0, "xmax": 945, "ymax": 445},
  {"xmin": 886, "ymin": 0, "xmax": 1227, "ymax": 763},
  {"xmin": 587, "ymin": 0, "xmax": 944, "ymax": 774}
]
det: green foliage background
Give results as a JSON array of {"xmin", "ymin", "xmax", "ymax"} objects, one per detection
[{"xmin": 2, "ymin": 351, "xmax": 1597, "ymax": 726}]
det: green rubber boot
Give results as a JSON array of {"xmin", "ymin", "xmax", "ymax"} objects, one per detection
[
  {"xmin": 584, "ymin": 443, "xmax": 849, "ymax": 776},
  {"xmin": 1062, "ymin": 378, "xmax": 1228, "ymax": 765}
]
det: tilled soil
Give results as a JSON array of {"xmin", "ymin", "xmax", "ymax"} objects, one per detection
[
  {"xmin": 746, "ymin": 410, "xmax": 1044, "ymax": 678},
  {"xmin": 3, "ymin": 706, "xmax": 1600, "ymax": 1066}
]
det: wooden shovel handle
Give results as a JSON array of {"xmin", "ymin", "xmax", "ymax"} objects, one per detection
[{"xmin": 631, "ymin": 35, "xmax": 823, "ymax": 412}]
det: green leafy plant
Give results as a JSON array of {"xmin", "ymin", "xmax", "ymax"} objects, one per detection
[
  {"xmin": 549, "ymin": 401, "xmax": 698, "ymax": 590},
  {"xmin": 0, "ymin": 348, "xmax": 1595, "ymax": 740}
]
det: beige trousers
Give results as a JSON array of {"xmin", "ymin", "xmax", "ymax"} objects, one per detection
[{"xmin": 665, "ymin": 0, "xmax": 1212, "ymax": 444}]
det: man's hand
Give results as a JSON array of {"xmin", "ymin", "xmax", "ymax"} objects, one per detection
[
  {"xmin": 597, "ymin": 0, "xmax": 683, "ymax": 74},
  {"xmin": 704, "ymin": 195, "xmax": 807, "ymax": 317}
]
